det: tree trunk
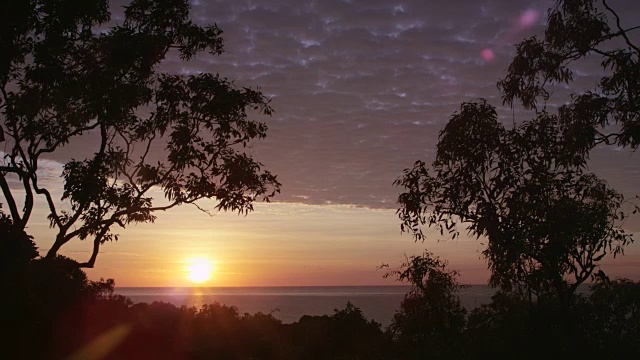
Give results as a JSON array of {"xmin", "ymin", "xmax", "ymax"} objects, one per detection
[{"xmin": 46, "ymin": 237, "xmax": 64, "ymax": 259}]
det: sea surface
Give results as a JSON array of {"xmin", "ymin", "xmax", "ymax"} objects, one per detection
[{"xmin": 116, "ymin": 285, "xmax": 495, "ymax": 326}]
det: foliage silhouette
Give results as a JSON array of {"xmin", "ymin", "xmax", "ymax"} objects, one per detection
[
  {"xmin": 0, "ymin": 206, "xmax": 38, "ymax": 289},
  {"xmin": 384, "ymin": 251, "xmax": 467, "ymax": 360},
  {"xmin": 465, "ymin": 290, "xmax": 590, "ymax": 359},
  {"xmin": 384, "ymin": 250, "xmax": 640, "ymax": 358},
  {"xmin": 465, "ymin": 290, "xmax": 531, "ymax": 357},
  {"xmin": 498, "ymin": 0, "xmax": 640, "ymax": 150},
  {"xmin": 0, "ymin": 207, "xmax": 40, "ymax": 358},
  {"xmin": 0, "ymin": 0, "xmax": 280, "ymax": 268},
  {"xmin": 1, "ymin": 214, "xmax": 131, "ymax": 359},
  {"xmin": 289, "ymin": 302, "xmax": 392, "ymax": 360},
  {"xmin": 3, "ymin": 238, "xmax": 639, "ymax": 359},
  {"xmin": 578, "ymin": 278, "xmax": 640, "ymax": 357},
  {"xmin": 394, "ymin": 1, "xmax": 640, "ymax": 356},
  {"xmin": 395, "ymin": 99, "xmax": 632, "ymax": 304},
  {"xmin": 63, "ymin": 298, "xmax": 391, "ymax": 359}
]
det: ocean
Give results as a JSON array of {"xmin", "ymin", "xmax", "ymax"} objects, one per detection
[{"xmin": 115, "ymin": 285, "xmax": 495, "ymax": 327}]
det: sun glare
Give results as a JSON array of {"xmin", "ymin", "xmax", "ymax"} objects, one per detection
[{"xmin": 186, "ymin": 258, "xmax": 214, "ymax": 283}]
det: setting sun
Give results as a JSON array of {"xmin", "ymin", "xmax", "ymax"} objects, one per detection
[{"xmin": 186, "ymin": 258, "xmax": 214, "ymax": 283}]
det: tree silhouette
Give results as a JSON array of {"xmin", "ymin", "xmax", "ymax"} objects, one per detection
[
  {"xmin": 499, "ymin": 0, "xmax": 640, "ymax": 151},
  {"xmin": 384, "ymin": 251, "xmax": 467, "ymax": 360},
  {"xmin": 0, "ymin": 0, "xmax": 280, "ymax": 267},
  {"xmin": 581, "ymin": 278, "xmax": 640, "ymax": 356},
  {"xmin": 395, "ymin": 0, "xmax": 639, "ymax": 304},
  {"xmin": 395, "ymin": 100, "xmax": 633, "ymax": 304}
]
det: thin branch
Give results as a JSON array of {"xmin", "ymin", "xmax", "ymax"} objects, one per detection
[
  {"xmin": 594, "ymin": 130, "xmax": 622, "ymax": 145},
  {"xmin": 191, "ymin": 201, "xmax": 213, "ymax": 216},
  {"xmin": 589, "ymin": 47, "xmax": 615, "ymax": 58},
  {"xmin": 34, "ymin": 121, "xmax": 101, "ymax": 157},
  {"xmin": 117, "ymin": 129, "xmax": 143, "ymax": 195},
  {"xmin": 31, "ymin": 176, "xmax": 61, "ymax": 229},
  {"xmin": 63, "ymin": 217, "xmax": 125, "ymax": 246},
  {"xmin": 139, "ymin": 133, "xmax": 156, "ymax": 166},
  {"xmin": 139, "ymin": 200, "xmax": 184, "ymax": 213},
  {"xmin": 603, "ymin": 0, "xmax": 640, "ymax": 55}
]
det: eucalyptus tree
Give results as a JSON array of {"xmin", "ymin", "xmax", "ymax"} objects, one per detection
[
  {"xmin": 396, "ymin": 0, "xmax": 639, "ymax": 305},
  {"xmin": 499, "ymin": 0, "xmax": 640, "ymax": 151},
  {"xmin": 0, "ymin": 0, "xmax": 280, "ymax": 267},
  {"xmin": 385, "ymin": 251, "xmax": 467, "ymax": 360},
  {"xmin": 396, "ymin": 100, "xmax": 632, "ymax": 304}
]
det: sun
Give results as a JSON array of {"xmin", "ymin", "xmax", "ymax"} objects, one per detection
[{"xmin": 186, "ymin": 258, "xmax": 214, "ymax": 284}]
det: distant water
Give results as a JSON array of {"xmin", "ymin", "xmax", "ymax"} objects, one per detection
[{"xmin": 116, "ymin": 285, "xmax": 495, "ymax": 326}]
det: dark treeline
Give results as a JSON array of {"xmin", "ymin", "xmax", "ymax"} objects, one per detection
[{"xmin": 2, "ymin": 224, "xmax": 639, "ymax": 359}]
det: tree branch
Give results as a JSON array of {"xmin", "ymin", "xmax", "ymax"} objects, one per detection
[
  {"xmin": 0, "ymin": 166, "xmax": 25, "ymax": 174},
  {"xmin": 32, "ymin": 179, "xmax": 61, "ymax": 229},
  {"xmin": 0, "ymin": 173, "xmax": 21, "ymax": 224},
  {"xmin": 34, "ymin": 121, "xmax": 101, "ymax": 158},
  {"xmin": 78, "ymin": 227, "xmax": 109, "ymax": 268},
  {"xmin": 18, "ymin": 173, "xmax": 33, "ymax": 228},
  {"xmin": 603, "ymin": 0, "xmax": 640, "ymax": 55}
]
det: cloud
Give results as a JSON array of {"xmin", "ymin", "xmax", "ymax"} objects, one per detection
[
  {"xmin": 27, "ymin": 0, "xmax": 640, "ymax": 212},
  {"xmin": 180, "ymin": 0, "xmax": 540, "ymax": 208}
]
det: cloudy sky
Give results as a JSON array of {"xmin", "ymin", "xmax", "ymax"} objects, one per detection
[{"xmin": 18, "ymin": 0, "xmax": 640, "ymax": 286}]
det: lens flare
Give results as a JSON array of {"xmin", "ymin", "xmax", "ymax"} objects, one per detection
[
  {"xmin": 480, "ymin": 48, "xmax": 495, "ymax": 62},
  {"xmin": 479, "ymin": 8, "xmax": 542, "ymax": 62},
  {"xmin": 518, "ymin": 9, "xmax": 541, "ymax": 29}
]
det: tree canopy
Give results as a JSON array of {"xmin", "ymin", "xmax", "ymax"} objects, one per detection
[
  {"xmin": 384, "ymin": 251, "xmax": 467, "ymax": 360},
  {"xmin": 0, "ymin": 0, "xmax": 280, "ymax": 267},
  {"xmin": 396, "ymin": 99, "xmax": 632, "ymax": 302},
  {"xmin": 499, "ymin": 0, "xmax": 640, "ymax": 151},
  {"xmin": 396, "ymin": 0, "xmax": 638, "ymax": 302}
]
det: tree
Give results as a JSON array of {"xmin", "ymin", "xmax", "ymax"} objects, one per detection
[
  {"xmin": 395, "ymin": 99, "xmax": 632, "ymax": 304},
  {"xmin": 0, "ymin": 206, "xmax": 38, "ymax": 274},
  {"xmin": 0, "ymin": 0, "xmax": 280, "ymax": 267},
  {"xmin": 395, "ymin": 0, "xmax": 640, "ymax": 304},
  {"xmin": 499, "ymin": 0, "xmax": 640, "ymax": 151},
  {"xmin": 384, "ymin": 251, "xmax": 467, "ymax": 360},
  {"xmin": 290, "ymin": 303, "xmax": 391, "ymax": 360},
  {"xmin": 582, "ymin": 278, "xmax": 640, "ymax": 356}
]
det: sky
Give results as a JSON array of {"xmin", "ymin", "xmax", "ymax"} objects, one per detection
[{"xmin": 9, "ymin": 0, "xmax": 640, "ymax": 287}]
